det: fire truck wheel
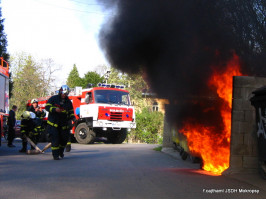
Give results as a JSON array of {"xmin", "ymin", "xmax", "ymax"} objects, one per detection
[
  {"xmin": 75, "ymin": 123, "xmax": 95, "ymax": 144},
  {"xmin": 190, "ymin": 155, "xmax": 202, "ymax": 163},
  {"xmin": 107, "ymin": 129, "xmax": 127, "ymax": 144}
]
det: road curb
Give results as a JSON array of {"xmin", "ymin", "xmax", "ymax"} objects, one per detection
[{"xmin": 161, "ymin": 146, "xmax": 266, "ymax": 192}]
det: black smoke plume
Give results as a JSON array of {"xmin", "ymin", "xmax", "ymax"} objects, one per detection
[{"xmin": 98, "ymin": 0, "xmax": 266, "ymax": 130}]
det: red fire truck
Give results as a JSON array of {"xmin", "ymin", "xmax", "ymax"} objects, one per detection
[
  {"xmin": 0, "ymin": 57, "xmax": 9, "ymax": 146},
  {"xmin": 27, "ymin": 84, "xmax": 136, "ymax": 144}
]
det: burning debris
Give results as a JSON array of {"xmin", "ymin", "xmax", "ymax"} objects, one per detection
[
  {"xmin": 97, "ymin": 0, "xmax": 266, "ymax": 174},
  {"xmin": 180, "ymin": 54, "xmax": 243, "ymax": 174}
]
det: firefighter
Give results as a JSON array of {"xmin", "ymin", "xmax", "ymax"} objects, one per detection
[
  {"xmin": 28, "ymin": 99, "xmax": 45, "ymax": 118},
  {"xmin": 45, "ymin": 85, "xmax": 76, "ymax": 160},
  {"xmin": 65, "ymin": 133, "xmax": 72, "ymax": 152},
  {"xmin": 7, "ymin": 105, "xmax": 17, "ymax": 147},
  {"xmin": 28, "ymin": 99, "xmax": 46, "ymax": 135},
  {"xmin": 19, "ymin": 111, "xmax": 39, "ymax": 152}
]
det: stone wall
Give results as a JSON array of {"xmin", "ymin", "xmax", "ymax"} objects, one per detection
[
  {"xmin": 224, "ymin": 76, "xmax": 266, "ymax": 174},
  {"xmin": 162, "ymin": 109, "xmax": 173, "ymax": 148}
]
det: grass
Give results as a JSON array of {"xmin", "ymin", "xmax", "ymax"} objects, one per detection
[{"xmin": 153, "ymin": 146, "xmax": 163, "ymax": 152}]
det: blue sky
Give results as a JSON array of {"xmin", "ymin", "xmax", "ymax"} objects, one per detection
[{"xmin": 1, "ymin": 0, "xmax": 112, "ymax": 86}]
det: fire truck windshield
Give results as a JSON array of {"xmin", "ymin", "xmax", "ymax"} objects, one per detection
[{"xmin": 94, "ymin": 90, "xmax": 131, "ymax": 105}]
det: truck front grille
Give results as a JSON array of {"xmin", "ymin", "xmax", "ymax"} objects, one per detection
[{"xmin": 110, "ymin": 112, "xmax": 123, "ymax": 121}]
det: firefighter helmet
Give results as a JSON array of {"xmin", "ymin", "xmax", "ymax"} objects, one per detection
[
  {"xmin": 22, "ymin": 111, "xmax": 31, "ymax": 119},
  {"xmin": 59, "ymin": 85, "xmax": 70, "ymax": 95},
  {"xmin": 31, "ymin": 99, "xmax": 38, "ymax": 104}
]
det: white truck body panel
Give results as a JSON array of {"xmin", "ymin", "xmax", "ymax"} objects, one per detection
[
  {"xmin": 80, "ymin": 103, "xmax": 136, "ymax": 129},
  {"xmin": 93, "ymin": 120, "xmax": 136, "ymax": 129},
  {"xmin": 80, "ymin": 103, "xmax": 99, "ymax": 120}
]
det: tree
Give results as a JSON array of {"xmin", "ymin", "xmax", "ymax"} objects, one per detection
[
  {"xmin": 40, "ymin": 58, "xmax": 61, "ymax": 95},
  {"xmin": 215, "ymin": 0, "xmax": 266, "ymax": 74},
  {"xmin": 66, "ymin": 64, "xmax": 82, "ymax": 88},
  {"xmin": 107, "ymin": 67, "xmax": 127, "ymax": 85},
  {"xmin": 80, "ymin": 71, "xmax": 104, "ymax": 88},
  {"xmin": 0, "ymin": 6, "xmax": 8, "ymax": 61},
  {"xmin": 66, "ymin": 66, "xmax": 105, "ymax": 88},
  {"xmin": 10, "ymin": 53, "xmax": 57, "ymax": 117},
  {"xmin": 93, "ymin": 64, "xmax": 109, "ymax": 77},
  {"xmin": 126, "ymin": 70, "xmax": 153, "ymax": 112}
]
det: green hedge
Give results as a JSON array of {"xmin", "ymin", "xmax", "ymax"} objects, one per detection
[{"xmin": 128, "ymin": 107, "xmax": 164, "ymax": 144}]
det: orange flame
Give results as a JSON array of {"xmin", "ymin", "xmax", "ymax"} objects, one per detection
[{"xmin": 180, "ymin": 53, "xmax": 242, "ymax": 175}]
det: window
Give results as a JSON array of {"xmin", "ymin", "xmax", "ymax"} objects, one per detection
[
  {"xmin": 94, "ymin": 90, "xmax": 131, "ymax": 105},
  {"xmin": 152, "ymin": 101, "xmax": 159, "ymax": 112}
]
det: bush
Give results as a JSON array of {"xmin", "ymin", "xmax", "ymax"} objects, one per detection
[{"xmin": 128, "ymin": 107, "xmax": 164, "ymax": 144}]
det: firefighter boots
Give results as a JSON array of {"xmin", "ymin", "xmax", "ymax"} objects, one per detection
[
  {"xmin": 19, "ymin": 142, "xmax": 27, "ymax": 153},
  {"xmin": 65, "ymin": 143, "xmax": 71, "ymax": 152},
  {"xmin": 59, "ymin": 148, "xmax": 64, "ymax": 158}
]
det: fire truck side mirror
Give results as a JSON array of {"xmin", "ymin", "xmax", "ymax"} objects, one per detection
[
  {"xmin": 85, "ymin": 93, "xmax": 91, "ymax": 104},
  {"xmin": 85, "ymin": 96, "xmax": 89, "ymax": 104}
]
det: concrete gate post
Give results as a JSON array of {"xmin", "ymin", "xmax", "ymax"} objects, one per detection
[
  {"xmin": 162, "ymin": 111, "xmax": 173, "ymax": 148},
  {"xmin": 224, "ymin": 76, "xmax": 266, "ymax": 174}
]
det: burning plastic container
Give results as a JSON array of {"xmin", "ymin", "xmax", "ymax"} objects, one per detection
[{"xmin": 250, "ymin": 86, "xmax": 266, "ymax": 179}]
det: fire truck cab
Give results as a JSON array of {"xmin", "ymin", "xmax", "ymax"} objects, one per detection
[{"xmin": 72, "ymin": 84, "xmax": 136, "ymax": 144}]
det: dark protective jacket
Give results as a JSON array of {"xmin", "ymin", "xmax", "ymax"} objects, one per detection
[
  {"xmin": 27, "ymin": 105, "xmax": 46, "ymax": 119},
  {"xmin": 45, "ymin": 95, "xmax": 75, "ymax": 128},
  {"xmin": 20, "ymin": 118, "xmax": 35, "ymax": 136},
  {"xmin": 7, "ymin": 109, "xmax": 16, "ymax": 128}
]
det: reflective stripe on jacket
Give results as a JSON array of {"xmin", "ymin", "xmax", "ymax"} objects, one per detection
[{"xmin": 45, "ymin": 94, "xmax": 75, "ymax": 127}]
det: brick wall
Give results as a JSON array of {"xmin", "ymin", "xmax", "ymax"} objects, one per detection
[{"xmin": 224, "ymin": 76, "xmax": 266, "ymax": 174}]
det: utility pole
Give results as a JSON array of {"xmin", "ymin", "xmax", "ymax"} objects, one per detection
[{"xmin": 104, "ymin": 70, "xmax": 111, "ymax": 84}]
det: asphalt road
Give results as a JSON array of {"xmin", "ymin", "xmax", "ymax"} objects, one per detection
[{"xmin": 1, "ymin": 138, "xmax": 266, "ymax": 199}]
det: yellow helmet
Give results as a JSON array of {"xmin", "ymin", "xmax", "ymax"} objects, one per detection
[{"xmin": 22, "ymin": 111, "xmax": 31, "ymax": 119}]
